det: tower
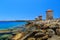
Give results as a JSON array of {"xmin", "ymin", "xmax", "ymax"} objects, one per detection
[
  {"xmin": 38, "ymin": 16, "xmax": 42, "ymax": 20},
  {"xmin": 35, "ymin": 15, "xmax": 42, "ymax": 21},
  {"xmin": 46, "ymin": 9, "xmax": 53, "ymax": 20}
]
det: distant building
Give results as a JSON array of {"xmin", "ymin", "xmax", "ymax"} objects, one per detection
[
  {"xmin": 38, "ymin": 16, "xmax": 42, "ymax": 20},
  {"xmin": 35, "ymin": 18, "xmax": 39, "ymax": 21},
  {"xmin": 46, "ymin": 9, "xmax": 53, "ymax": 20},
  {"xmin": 35, "ymin": 15, "xmax": 42, "ymax": 21}
]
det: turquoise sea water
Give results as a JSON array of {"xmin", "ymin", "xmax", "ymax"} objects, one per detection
[{"xmin": 0, "ymin": 21, "xmax": 27, "ymax": 30}]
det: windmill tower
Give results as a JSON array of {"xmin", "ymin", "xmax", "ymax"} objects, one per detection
[{"xmin": 46, "ymin": 9, "xmax": 53, "ymax": 20}]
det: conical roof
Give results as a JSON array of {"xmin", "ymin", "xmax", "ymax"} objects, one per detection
[{"xmin": 46, "ymin": 9, "xmax": 53, "ymax": 12}]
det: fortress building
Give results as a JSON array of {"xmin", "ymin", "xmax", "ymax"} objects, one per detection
[{"xmin": 46, "ymin": 9, "xmax": 53, "ymax": 20}]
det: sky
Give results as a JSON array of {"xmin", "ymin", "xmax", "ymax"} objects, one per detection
[{"xmin": 0, "ymin": 0, "xmax": 60, "ymax": 20}]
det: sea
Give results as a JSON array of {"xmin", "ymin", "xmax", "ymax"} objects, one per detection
[{"xmin": 0, "ymin": 21, "xmax": 27, "ymax": 30}]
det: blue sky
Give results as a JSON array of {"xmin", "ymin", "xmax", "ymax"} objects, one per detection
[{"xmin": 0, "ymin": 0, "xmax": 60, "ymax": 20}]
